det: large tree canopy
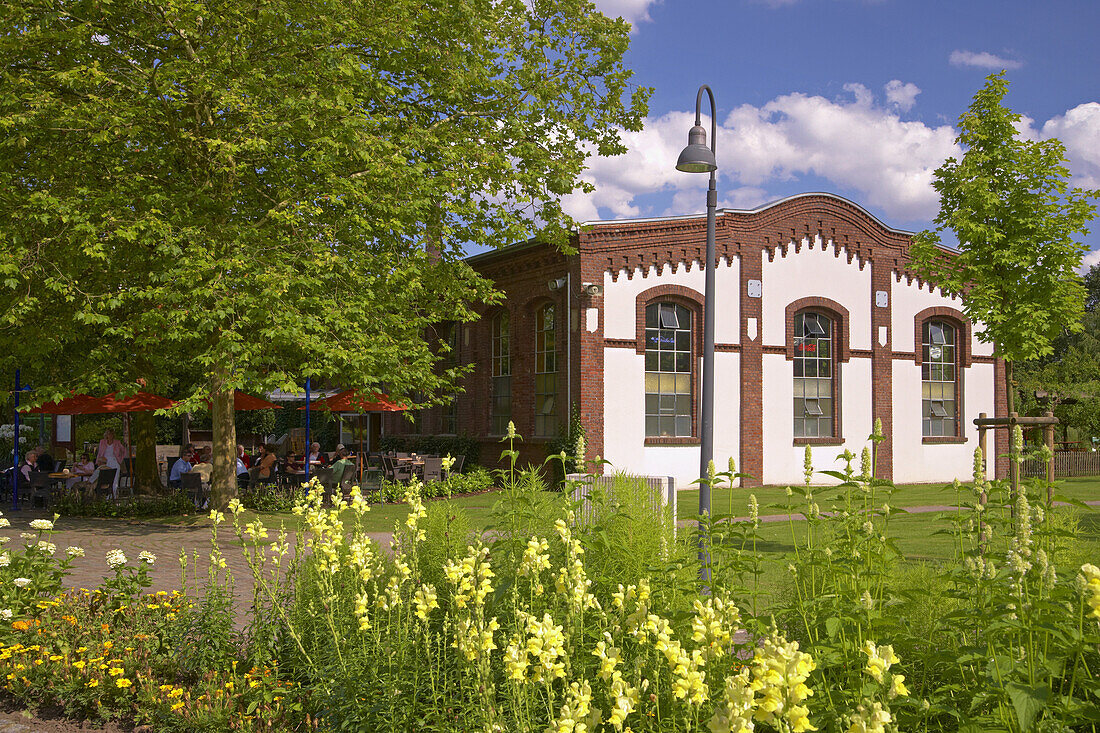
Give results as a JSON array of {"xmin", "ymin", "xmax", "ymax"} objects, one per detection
[
  {"xmin": 910, "ymin": 72, "xmax": 1098, "ymax": 420},
  {"xmin": 0, "ymin": 0, "xmax": 649, "ymax": 504}
]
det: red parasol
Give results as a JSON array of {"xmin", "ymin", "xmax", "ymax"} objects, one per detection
[
  {"xmin": 204, "ymin": 390, "xmax": 279, "ymax": 411},
  {"xmin": 297, "ymin": 390, "xmax": 406, "ymax": 485},
  {"xmin": 23, "ymin": 391, "xmax": 177, "ymax": 414},
  {"xmin": 298, "ymin": 389, "xmax": 407, "ymax": 413}
]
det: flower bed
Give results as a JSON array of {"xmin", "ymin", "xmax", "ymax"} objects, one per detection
[{"xmin": 0, "ymin": 424, "xmax": 1096, "ymax": 731}]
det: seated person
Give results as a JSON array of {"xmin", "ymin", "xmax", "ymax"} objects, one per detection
[
  {"xmin": 35, "ymin": 445, "xmax": 55, "ymax": 473},
  {"xmin": 307, "ymin": 442, "xmax": 327, "ymax": 466},
  {"xmin": 328, "ymin": 448, "xmax": 355, "ymax": 489},
  {"xmin": 236, "ymin": 455, "xmax": 250, "ymax": 487},
  {"xmin": 67, "ymin": 452, "xmax": 95, "ymax": 490},
  {"xmin": 191, "ymin": 447, "xmax": 214, "ymax": 483},
  {"xmin": 168, "ymin": 449, "xmax": 193, "ymax": 488},
  {"xmin": 19, "ymin": 451, "xmax": 37, "ymax": 483},
  {"xmin": 71, "ymin": 457, "xmax": 108, "ymax": 501},
  {"xmin": 237, "ymin": 444, "xmax": 252, "ymax": 469},
  {"xmin": 256, "ymin": 444, "xmax": 278, "ymax": 483}
]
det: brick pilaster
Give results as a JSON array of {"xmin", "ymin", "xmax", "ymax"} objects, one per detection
[
  {"xmin": 870, "ymin": 260, "xmax": 894, "ymax": 481},
  {"xmin": 740, "ymin": 247, "xmax": 763, "ymax": 486}
]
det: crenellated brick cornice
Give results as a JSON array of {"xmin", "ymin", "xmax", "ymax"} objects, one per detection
[{"xmin": 576, "ymin": 193, "xmax": 936, "ymax": 282}]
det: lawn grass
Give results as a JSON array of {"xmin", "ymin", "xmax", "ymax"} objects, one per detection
[
  {"xmin": 150, "ymin": 475, "xmax": 1100, "ymax": 566},
  {"xmin": 676, "ymin": 475, "xmax": 1100, "ymax": 521}
]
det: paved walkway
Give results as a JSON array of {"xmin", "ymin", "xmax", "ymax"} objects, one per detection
[{"xmin": 3, "ymin": 510, "xmax": 392, "ymax": 618}]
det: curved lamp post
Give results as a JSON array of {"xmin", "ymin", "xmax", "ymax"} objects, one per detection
[{"xmin": 676, "ymin": 85, "xmax": 717, "ymax": 580}]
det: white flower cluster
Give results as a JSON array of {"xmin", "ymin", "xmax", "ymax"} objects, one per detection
[
  {"xmin": 29, "ymin": 519, "xmax": 53, "ymax": 532},
  {"xmin": 106, "ymin": 549, "xmax": 127, "ymax": 569}
]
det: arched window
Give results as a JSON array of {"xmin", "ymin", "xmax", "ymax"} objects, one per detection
[
  {"xmin": 645, "ymin": 302, "xmax": 692, "ymax": 437},
  {"xmin": 922, "ymin": 320, "xmax": 957, "ymax": 436},
  {"xmin": 491, "ymin": 311, "xmax": 511, "ymax": 435},
  {"xmin": 793, "ymin": 311, "xmax": 835, "ymax": 438},
  {"xmin": 534, "ymin": 304, "xmax": 558, "ymax": 437}
]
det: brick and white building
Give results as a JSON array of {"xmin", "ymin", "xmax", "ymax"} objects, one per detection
[{"xmin": 385, "ymin": 193, "xmax": 1008, "ymax": 487}]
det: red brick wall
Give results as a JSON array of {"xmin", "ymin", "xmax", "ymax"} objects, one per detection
[{"xmin": 392, "ymin": 194, "xmax": 1007, "ymax": 483}]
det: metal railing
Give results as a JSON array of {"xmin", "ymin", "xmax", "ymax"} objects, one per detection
[
  {"xmin": 565, "ymin": 473, "xmax": 677, "ymax": 535},
  {"xmin": 1021, "ymin": 451, "xmax": 1100, "ymax": 478}
]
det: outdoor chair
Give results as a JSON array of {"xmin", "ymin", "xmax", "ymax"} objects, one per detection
[
  {"xmin": 180, "ymin": 472, "xmax": 205, "ymax": 508},
  {"xmin": 93, "ymin": 469, "xmax": 117, "ymax": 501},
  {"xmin": 54, "ymin": 460, "xmax": 67, "ymax": 472},
  {"xmin": 339, "ymin": 470, "xmax": 357, "ymax": 500},
  {"xmin": 165, "ymin": 457, "xmax": 179, "ymax": 483},
  {"xmin": 421, "ymin": 457, "xmax": 443, "ymax": 484},
  {"xmin": 28, "ymin": 470, "xmax": 53, "ymax": 509},
  {"xmin": 449, "ymin": 455, "xmax": 465, "ymax": 475}
]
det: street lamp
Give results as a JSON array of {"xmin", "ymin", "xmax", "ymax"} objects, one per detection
[{"xmin": 676, "ymin": 85, "xmax": 717, "ymax": 577}]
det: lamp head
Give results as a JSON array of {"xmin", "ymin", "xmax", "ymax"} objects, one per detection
[{"xmin": 676, "ymin": 124, "xmax": 717, "ymax": 173}]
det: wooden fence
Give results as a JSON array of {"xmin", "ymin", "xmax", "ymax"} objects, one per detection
[
  {"xmin": 1021, "ymin": 451, "xmax": 1100, "ymax": 478},
  {"xmin": 566, "ymin": 473, "xmax": 677, "ymax": 535}
]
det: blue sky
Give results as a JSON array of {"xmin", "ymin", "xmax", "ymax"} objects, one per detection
[{"xmin": 558, "ymin": 0, "xmax": 1100, "ymax": 271}]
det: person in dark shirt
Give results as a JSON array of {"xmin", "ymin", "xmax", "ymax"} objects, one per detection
[{"xmin": 35, "ymin": 445, "xmax": 55, "ymax": 472}]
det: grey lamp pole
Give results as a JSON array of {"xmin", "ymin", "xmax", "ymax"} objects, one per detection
[{"xmin": 676, "ymin": 85, "xmax": 718, "ymax": 533}]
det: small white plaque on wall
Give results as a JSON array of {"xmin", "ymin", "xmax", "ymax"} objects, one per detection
[
  {"xmin": 585, "ymin": 307, "xmax": 599, "ymax": 333},
  {"xmin": 878, "ymin": 326, "xmax": 888, "ymax": 347},
  {"xmin": 875, "ymin": 290, "xmax": 889, "ymax": 308},
  {"xmin": 747, "ymin": 280, "xmax": 762, "ymax": 298},
  {"xmin": 747, "ymin": 317, "xmax": 758, "ymax": 341}
]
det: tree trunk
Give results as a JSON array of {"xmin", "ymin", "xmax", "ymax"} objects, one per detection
[
  {"xmin": 132, "ymin": 410, "xmax": 163, "ymax": 495},
  {"xmin": 210, "ymin": 376, "xmax": 237, "ymax": 509},
  {"xmin": 1005, "ymin": 359, "xmax": 1019, "ymax": 508}
]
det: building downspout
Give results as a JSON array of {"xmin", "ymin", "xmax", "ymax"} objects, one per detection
[{"xmin": 566, "ymin": 270, "xmax": 572, "ymax": 427}]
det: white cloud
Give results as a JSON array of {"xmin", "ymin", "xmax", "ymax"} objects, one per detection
[
  {"xmin": 1082, "ymin": 248, "xmax": 1100, "ymax": 274},
  {"xmin": 721, "ymin": 85, "xmax": 960, "ymax": 220},
  {"xmin": 562, "ymin": 83, "xmax": 1100, "ymax": 232},
  {"xmin": 593, "ymin": 0, "xmax": 660, "ymax": 25},
  {"xmin": 949, "ymin": 50, "xmax": 1023, "ymax": 70},
  {"xmin": 1039, "ymin": 102, "xmax": 1100, "ymax": 190},
  {"xmin": 884, "ymin": 80, "xmax": 920, "ymax": 111}
]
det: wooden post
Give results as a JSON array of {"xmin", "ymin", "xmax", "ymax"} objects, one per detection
[
  {"xmin": 1009, "ymin": 411, "xmax": 1019, "ymax": 517},
  {"xmin": 1044, "ymin": 410, "xmax": 1055, "ymax": 504},
  {"xmin": 978, "ymin": 412, "xmax": 988, "ymax": 555}
]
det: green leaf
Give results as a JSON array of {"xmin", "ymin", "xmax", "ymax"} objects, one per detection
[{"xmin": 1005, "ymin": 681, "xmax": 1049, "ymax": 732}]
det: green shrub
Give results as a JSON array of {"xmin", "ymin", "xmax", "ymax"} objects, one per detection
[
  {"xmin": 238, "ymin": 482, "xmax": 304, "ymax": 513},
  {"xmin": 54, "ymin": 490, "xmax": 195, "ymax": 518}
]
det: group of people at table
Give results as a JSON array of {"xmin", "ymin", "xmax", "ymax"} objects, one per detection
[
  {"xmin": 167, "ymin": 442, "xmax": 358, "ymax": 490},
  {"xmin": 18, "ymin": 429, "xmax": 129, "ymax": 499}
]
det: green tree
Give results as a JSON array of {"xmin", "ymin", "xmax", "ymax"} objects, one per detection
[
  {"xmin": 0, "ymin": 0, "xmax": 648, "ymax": 506},
  {"xmin": 1017, "ymin": 264, "xmax": 1100, "ymax": 443},
  {"xmin": 910, "ymin": 72, "xmax": 1098, "ymax": 422}
]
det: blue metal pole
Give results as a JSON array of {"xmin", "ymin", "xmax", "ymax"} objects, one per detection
[
  {"xmin": 305, "ymin": 378, "xmax": 311, "ymax": 482},
  {"xmin": 12, "ymin": 369, "xmax": 20, "ymax": 512}
]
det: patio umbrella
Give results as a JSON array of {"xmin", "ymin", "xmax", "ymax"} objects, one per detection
[
  {"xmin": 23, "ymin": 391, "xmax": 177, "ymax": 414},
  {"xmin": 298, "ymin": 390, "xmax": 407, "ymax": 483},
  {"xmin": 202, "ymin": 391, "xmax": 279, "ymax": 411}
]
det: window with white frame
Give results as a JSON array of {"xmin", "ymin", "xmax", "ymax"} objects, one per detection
[
  {"xmin": 644, "ymin": 302, "xmax": 693, "ymax": 437},
  {"xmin": 793, "ymin": 311, "xmax": 835, "ymax": 438},
  {"xmin": 534, "ymin": 304, "xmax": 558, "ymax": 437},
  {"xmin": 491, "ymin": 311, "xmax": 511, "ymax": 435},
  {"xmin": 922, "ymin": 320, "xmax": 958, "ymax": 436}
]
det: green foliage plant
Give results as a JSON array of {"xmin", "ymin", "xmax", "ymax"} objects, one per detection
[{"xmin": 909, "ymin": 72, "xmax": 1099, "ymax": 422}]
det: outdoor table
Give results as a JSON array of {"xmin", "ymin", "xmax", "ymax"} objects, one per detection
[{"xmin": 48, "ymin": 471, "xmax": 74, "ymax": 490}]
